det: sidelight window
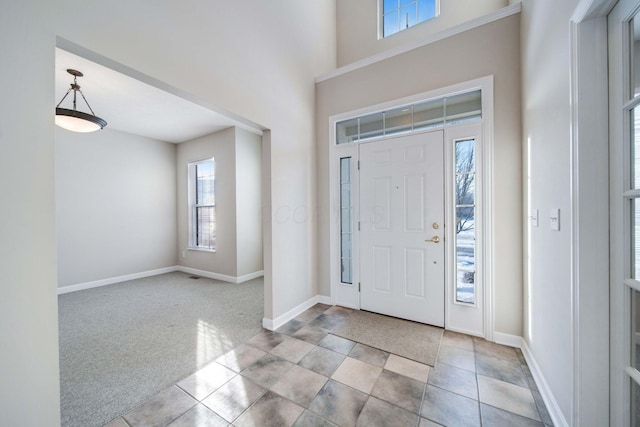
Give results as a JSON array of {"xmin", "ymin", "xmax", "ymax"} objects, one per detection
[
  {"xmin": 340, "ymin": 157, "xmax": 353, "ymax": 284},
  {"xmin": 454, "ymin": 139, "xmax": 476, "ymax": 304}
]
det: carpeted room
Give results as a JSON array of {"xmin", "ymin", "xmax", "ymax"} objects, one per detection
[
  {"xmin": 55, "ymin": 48, "xmax": 265, "ymax": 427},
  {"xmin": 58, "ymin": 273, "xmax": 264, "ymax": 427}
]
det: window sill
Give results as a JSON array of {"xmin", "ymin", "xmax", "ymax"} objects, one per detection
[{"xmin": 187, "ymin": 247, "xmax": 216, "ymax": 253}]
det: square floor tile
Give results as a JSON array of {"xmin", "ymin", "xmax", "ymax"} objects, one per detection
[
  {"xmin": 246, "ymin": 330, "xmax": 288, "ymax": 352},
  {"xmin": 123, "ymin": 386, "xmax": 196, "ymax": 427},
  {"xmin": 168, "ymin": 403, "xmax": 229, "ymax": 427},
  {"xmin": 305, "ymin": 303, "xmax": 330, "ymax": 312},
  {"xmin": 419, "ymin": 418, "xmax": 444, "ymax": 427},
  {"xmin": 177, "ymin": 362, "xmax": 236, "ymax": 400},
  {"xmin": 294, "ymin": 305, "xmax": 327, "ymax": 323},
  {"xmin": 309, "ymin": 314, "xmax": 346, "ymax": 331},
  {"xmin": 324, "ymin": 305, "xmax": 353, "ymax": 318},
  {"xmin": 531, "ymin": 388, "xmax": 554, "ymax": 425},
  {"xmin": 473, "ymin": 339, "xmax": 519, "ymax": 363},
  {"xmin": 241, "ymin": 354, "xmax": 295, "ymax": 388},
  {"xmin": 298, "ymin": 346, "xmax": 346, "ymax": 377},
  {"xmin": 332, "ymin": 357, "xmax": 383, "ymax": 394},
  {"xmin": 475, "ymin": 353, "xmax": 528, "ymax": 388},
  {"xmin": 428, "ymin": 362, "xmax": 478, "ymax": 400},
  {"xmin": 480, "ymin": 403, "xmax": 544, "ymax": 427},
  {"xmin": 477, "ymin": 375, "xmax": 541, "ymax": 421},
  {"xmin": 233, "ymin": 391, "xmax": 304, "ymax": 427},
  {"xmin": 356, "ymin": 396, "xmax": 419, "ymax": 427},
  {"xmin": 522, "ymin": 364, "xmax": 539, "ymax": 391},
  {"xmin": 421, "ymin": 385, "xmax": 480, "ymax": 427},
  {"xmin": 104, "ymin": 418, "xmax": 128, "ymax": 427},
  {"xmin": 269, "ymin": 337, "xmax": 315, "ymax": 363},
  {"xmin": 308, "ymin": 380, "xmax": 369, "ymax": 427},
  {"xmin": 270, "ymin": 365, "xmax": 328, "ymax": 407},
  {"xmin": 292, "ymin": 410, "xmax": 337, "ymax": 427},
  {"xmin": 516, "ymin": 348, "xmax": 528, "ymax": 366},
  {"xmin": 370, "ymin": 369, "xmax": 426, "ymax": 414},
  {"xmin": 215, "ymin": 344, "xmax": 266, "ymax": 373},
  {"xmin": 276, "ymin": 319, "xmax": 307, "ymax": 336},
  {"xmin": 441, "ymin": 330, "xmax": 475, "ymax": 352},
  {"xmin": 201, "ymin": 375, "xmax": 265, "ymax": 423},
  {"xmin": 437, "ymin": 344, "xmax": 476, "ymax": 372},
  {"xmin": 319, "ymin": 334, "xmax": 356, "ymax": 355},
  {"xmin": 293, "ymin": 325, "xmax": 329, "ymax": 344},
  {"xmin": 349, "ymin": 343, "xmax": 389, "ymax": 368},
  {"xmin": 384, "ymin": 354, "xmax": 430, "ymax": 382}
]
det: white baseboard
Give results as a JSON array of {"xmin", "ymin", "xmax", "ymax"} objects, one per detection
[
  {"xmin": 57, "ymin": 266, "xmax": 179, "ymax": 295},
  {"xmin": 493, "ymin": 332, "xmax": 524, "ymax": 349},
  {"xmin": 176, "ymin": 266, "xmax": 263, "ymax": 284},
  {"xmin": 236, "ymin": 270, "xmax": 265, "ymax": 283},
  {"xmin": 263, "ymin": 295, "xmax": 332, "ymax": 331},
  {"xmin": 177, "ymin": 266, "xmax": 237, "ymax": 283},
  {"xmin": 58, "ymin": 266, "xmax": 265, "ymax": 294},
  {"xmin": 521, "ymin": 341, "xmax": 569, "ymax": 427}
]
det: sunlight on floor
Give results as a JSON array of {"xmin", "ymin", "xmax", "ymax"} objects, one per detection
[{"xmin": 197, "ymin": 319, "xmax": 234, "ymax": 367}]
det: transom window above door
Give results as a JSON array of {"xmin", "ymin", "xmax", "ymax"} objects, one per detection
[
  {"xmin": 336, "ymin": 90, "xmax": 481, "ymax": 144},
  {"xmin": 381, "ymin": 0, "xmax": 439, "ymax": 38}
]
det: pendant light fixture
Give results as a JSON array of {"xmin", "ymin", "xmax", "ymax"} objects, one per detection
[{"xmin": 55, "ymin": 69, "xmax": 107, "ymax": 132}]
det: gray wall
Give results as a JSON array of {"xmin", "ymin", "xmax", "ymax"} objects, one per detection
[
  {"xmin": 317, "ymin": 14, "xmax": 523, "ymax": 336},
  {"xmin": 520, "ymin": 0, "xmax": 580, "ymax": 422},
  {"xmin": 0, "ymin": 1, "xmax": 336, "ymax": 424},
  {"xmin": 177, "ymin": 128, "xmax": 238, "ymax": 277},
  {"xmin": 235, "ymin": 128, "xmax": 264, "ymax": 277},
  {"xmin": 177, "ymin": 127, "xmax": 263, "ymax": 279},
  {"xmin": 336, "ymin": 0, "xmax": 509, "ymax": 66},
  {"xmin": 55, "ymin": 127, "xmax": 177, "ymax": 288}
]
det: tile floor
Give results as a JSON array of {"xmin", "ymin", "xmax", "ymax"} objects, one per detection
[{"xmin": 105, "ymin": 304, "xmax": 553, "ymax": 427}]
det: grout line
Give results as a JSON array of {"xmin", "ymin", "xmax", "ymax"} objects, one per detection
[{"xmin": 474, "ymin": 337, "xmax": 483, "ymax": 426}]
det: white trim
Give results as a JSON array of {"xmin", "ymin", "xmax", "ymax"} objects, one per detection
[
  {"xmin": 444, "ymin": 122, "xmax": 486, "ymax": 335},
  {"xmin": 493, "ymin": 332, "xmax": 523, "ymax": 349},
  {"xmin": 482, "ymin": 78, "xmax": 495, "ymax": 343},
  {"xmin": 522, "ymin": 341, "xmax": 570, "ymax": 427},
  {"xmin": 262, "ymin": 295, "xmax": 332, "ymax": 331},
  {"xmin": 445, "ymin": 325, "xmax": 483, "ymax": 338},
  {"xmin": 328, "ymin": 76, "xmax": 494, "ymax": 339},
  {"xmin": 56, "ymin": 37, "xmax": 266, "ymax": 137},
  {"xmin": 176, "ymin": 266, "xmax": 263, "ymax": 284},
  {"xmin": 236, "ymin": 270, "xmax": 265, "ymax": 283},
  {"xmin": 571, "ymin": 0, "xmax": 617, "ymax": 22},
  {"xmin": 57, "ymin": 266, "xmax": 266, "ymax": 294},
  {"xmin": 57, "ymin": 266, "xmax": 179, "ymax": 295},
  {"xmin": 316, "ymin": 3, "xmax": 521, "ymax": 83}
]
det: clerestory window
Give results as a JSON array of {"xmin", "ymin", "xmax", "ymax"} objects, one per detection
[{"xmin": 381, "ymin": 0, "xmax": 439, "ymax": 38}]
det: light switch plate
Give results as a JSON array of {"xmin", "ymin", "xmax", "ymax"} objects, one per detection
[
  {"xmin": 550, "ymin": 208, "xmax": 560, "ymax": 231},
  {"xmin": 530, "ymin": 209, "xmax": 539, "ymax": 228}
]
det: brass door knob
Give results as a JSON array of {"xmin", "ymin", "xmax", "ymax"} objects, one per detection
[{"xmin": 425, "ymin": 236, "xmax": 440, "ymax": 243}]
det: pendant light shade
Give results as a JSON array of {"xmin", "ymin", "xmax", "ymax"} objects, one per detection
[{"xmin": 55, "ymin": 69, "xmax": 107, "ymax": 132}]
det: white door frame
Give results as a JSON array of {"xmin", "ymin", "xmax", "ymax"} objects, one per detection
[{"xmin": 328, "ymin": 76, "xmax": 494, "ymax": 339}]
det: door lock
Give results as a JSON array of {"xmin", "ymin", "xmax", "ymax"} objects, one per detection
[{"xmin": 425, "ymin": 236, "xmax": 440, "ymax": 243}]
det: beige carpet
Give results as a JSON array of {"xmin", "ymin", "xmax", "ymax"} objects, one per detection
[{"xmin": 332, "ymin": 310, "xmax": 443, "ymax": 366}]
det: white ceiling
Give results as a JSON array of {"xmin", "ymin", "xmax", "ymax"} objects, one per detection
[{"xmin": 55, "ymin": 48, "xmax": 240, "ymax": 143}]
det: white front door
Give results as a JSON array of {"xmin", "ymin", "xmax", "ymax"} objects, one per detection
[{"xmin": 359, "ymin": 131, "xmax": 445, "ymax": 326}]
